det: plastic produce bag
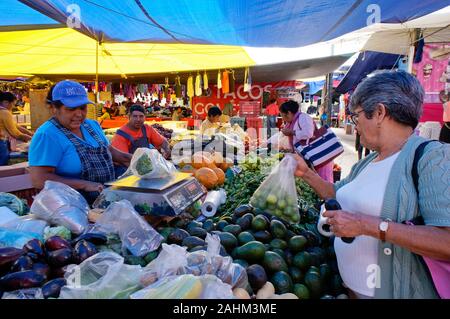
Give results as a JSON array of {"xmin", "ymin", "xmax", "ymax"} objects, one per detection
[
  {"xmin": 2, "ymin": 288, "xmax": 44, "ymax": 299},
  {"xmin": 2, "ymin": 214, "xmax": 48, "ymax": 236},
  {"xmin": 250, "ymin": 155, "xmax": 300, "ymax": 224},
  {"xmin": 43, "ymin": 226, "xmax": 72, "ymax": 241},
  {"xmin": 0, "ymin": 206, "xmax": 19, "ymax": 225},
  {"xmin": 0, "ymin": 192, "xmax": 29, "ymax": 216},
  {"xmin": 90, "ymin": 200, "xmax": 163, "ymax": 257},
  {"xmin": 59, "ymin": 252, "xmax": 143, "ymax": 299},
  {"xmin": 266, "ymin": 131, "xmax": 292, "ymax": 151},
  {"xmin": 0, "ymin": 228, "xmax": 43, "ymax": 248},
  {"xmin": 131, "ymin": 274, "xmax": 234, "ymax": 299},
  {"xmin": 124, "ymin": 148, "xmax": 177, "ymax": 179},
  {"xmin": 31, "ymin": 181, "xmax": 89, "ymax": 235}
]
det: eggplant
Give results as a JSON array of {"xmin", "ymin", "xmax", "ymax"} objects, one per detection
[
  {"xmin": 51, "ymin": 265, "xmax": 69, "ymax": 279},
  {"xmin": 72, "ymin": 233, "xmax": 107, "ymax": 246},
  {"xmin": 23, "ymin": 239, "xmax": 46, "ymax": 258},
  {"xmin": 45, "ymin": 236, "xmax": 72, "ymax": 251},
  {"xmin": 0, "ymin": 270, "xmax": 45, "ymax": 292},
  {"xmin": 10, "ymin": 256, "xmax": 34, "ymax": 272},
  {"xmin": 73, "ymin": 240, "xmax": 97, "ymax": 264},
  {"xmin": 32, "ymin": 262, "xmax": 50, "ymax": 280},
  {"xmin": 47, "ymin": 248, "xmax": 73, "ymax": 267},
  {"xmin": 42, "ymin": 278, "xmax": 66, "ymax": 299},
  {"xmin": 0, "ymin": 247, "xmax": 24, "ymax": 274}
]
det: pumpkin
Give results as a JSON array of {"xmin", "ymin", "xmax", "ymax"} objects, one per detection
[
  {"xmin": 192, "ymin": 152, "xmax": 215, "ymax": 169},
  {"xmin": 211, "ymin": 152, "xmax": 224, "ymax": 164},
  {"xmin": 212, "ymin": 167, "xmax": 225, "ymax": 185},
  {"xmin": 219, "ymin": 157, "xmax": 234, "ymax": 172},
  {"xmin": 194, "ymin": 167, "xmax": 218, "ymax": 189}
]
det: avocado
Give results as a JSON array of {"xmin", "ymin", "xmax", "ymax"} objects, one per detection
[
  {"xmin": 242, "ymin": 213, "xmax": 255, "ymax": 224},
  {"xmin": 330, "ymin": 274, "xmax": 344, "ymax": 296},
  {"xmin": 293, "ymin": 283, "xmax": 310, "ymax": 299},
  {"xmin": 216, "ymin": 220, "xmax": 229, "ymax": 231},
  {"xmin": 189, "ymin": 245, "xmax": 207, "ymax": 253},
  {"xmin": 306, "ymin": 247, "xmax": 327, "ymax": 264},
  {"xmin": 221, "ymin": 216, "xmax": 233, "ymax": 223},
  {"xmin": 289, "ymin": 266, "xmax": 305, "ymax": 283},
  {"xmin": 124, "ymin": 255, "xmax": 146, "ymax": 266},
  {"xmin": 270, "ymin": 220, "xmax": 287, "ymax": 239},
  {"xmin": 246, "ymin": 264, "xmax": 268, "ymax": 291},
  {"xmin": 233, "ymin": 259, "xmax": 249, "ymax": 269},
  {"xmin": 186, "ymin": 221, "xmax": 203, "ymax": 232},
  {"xmin": 236, "ymin": 216, "xmax": 251, "ymax": 231},
  {"xmin": 182, "ymin": 236, "xmax": 205, "ymax": 250},
  {"xmin": 270, "ymin": 238, "xmax": 287, "ymax": 250},
  {"xmin": 284, "ymin": 250, "xmax": 294, "ymax": 266},
  {"xmin": 300, "ymin": 230, "xmax": 320, "ymax": 247},
  {"xmin": 285, "ymin": 229, "xmax": 297, "ymax": 240},
  {"xmin": 270, "ymin": 271, "xmax": 293, "ymax": 294},
  {"xmin": 251, "ymin": 215, "xmax": 269, "ymax": 231},
  {"xmin": 188, "ymin": 227, "xmax": 208, "ymax": 239},
  {"xmin": 235, "ymin": 241, "xmax": 267, "ymax": 263},
  {"xmin": 293, "ymin": 251, "xmax": 311, "ymax": 271},
  {"xmin": 320, "ymin": 295, "xmax": 335, "ymax": 299},
  {"xmin": 223, "ymin": 224, "xmax": 242, "ymax": 237},
  {"xmin": 271, "ymin": 248, "xmax": 285, "ymax": 259},
  {"xmin": 158, "ymin": 227, "xmax": 174, "ymax": 241},
  {"xmin": 233, "ymin": 204, "xmax": 254, "ymax": 219},
  {"xmin": 253, "ymin": 230, "xmax": 272, "ymax": 243},
  {"xmin": 143, "ymin": 251, "xmax": 159, "ymax": 264},
  {"xmin": 262, "ymin": 251, "xmax": 288, "ymax": 273},
  {"xmin": 304, "ymin": 271, "xmax": 322, "ymax": 298},
  {"xmin": 288, "ymin": 235, "xmax": 308, "ymax": 253},
  {"xmin": 167, "ymin": 228, "xmax": 190, "ymax": 245},
  {"xmin": 202, "ymin": 219, "xmax": 215, "ymax": 232},
  {"xmin": 218, "ymin": 232, "xmax": 238, "ymax": 252},
  {"xmin": 319, "ymin": 264, "xmax": 332, "ymax": 283},
  {"xmin": 237, "ymin": 232, "xmax": 255, "ymax": 245}
]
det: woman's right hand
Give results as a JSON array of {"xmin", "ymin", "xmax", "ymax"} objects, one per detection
[
  {"xmin": 82, "ymin": 181, "xmax": 104, "ymax": 193},
  {"xmin": 293, "ymin": 154, "xmax": 310, "ymax": 177}
]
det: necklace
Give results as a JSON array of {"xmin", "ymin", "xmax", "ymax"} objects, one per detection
[{"xmin": 377, "ymin": 136, "xmax": 410, "ymax": 161}]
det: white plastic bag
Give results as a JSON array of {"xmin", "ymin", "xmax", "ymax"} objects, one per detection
[
  {"xmin": 2, "ymin": 288, "xmax": 44, "ymax": 299},
  {"xmin": 131, "ymin": 274, "xmax": 234, "ymax": 299},
  {"xmin": 59, "ymin": 252, "xmax": 143, "ymax": 299},
  {"xmin": 90, "ymin": 200, "xmax": 163, "ymax": 256},
  {"xmin": 250, "ymin": 155, "xmax": 300, "ymax": 224},
  {"xmin": 266, "ymin": 131, "xmax": 292, "ymax": 150},
  {"xmin": 125, "ymin": 148, "xmax": 177, "ymax": 179},
  {"xmin": 0, "ymin": 228, "xmax": 43, "ymax": 248},
  {"xmin": 31, "ymin": 181, "xmax": 89, "ymax": 235},
  {"xmin": 2, "ymin": 214, "xmax": 48, "ymax": 236}
]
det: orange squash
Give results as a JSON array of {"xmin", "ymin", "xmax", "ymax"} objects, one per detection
[
  {"xmin": 195, "ymin": 167, "xmax": 218, "ymax": 190},
  {"xmin": 211, "ymin": 152, "xmax": 224, "ymax": 164},
  {"xmin": 219, "ymin": 157, "xmax": 234, "ymax": 172},
  {"xmin": 213, "ymin": 167, "xmax": 225, "ymax": 185},
  {"xmin": 192, "ymin": 152, "xmax": 216, "ymax": 169}
]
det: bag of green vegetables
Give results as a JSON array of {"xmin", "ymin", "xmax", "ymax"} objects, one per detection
[{"xmin": 124, "ymin": 148, "xmax": 177, "ymax": 179}]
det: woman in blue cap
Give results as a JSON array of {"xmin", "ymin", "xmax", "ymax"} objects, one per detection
[{"xmin": 28, "ymin": 80, "xmax": 132, "ymax": 204}]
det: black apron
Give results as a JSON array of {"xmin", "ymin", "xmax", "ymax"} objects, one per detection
[
  {"xmin": 115, "ymin": 125, "xmax": 154, "ymax": 153},
  {"xmin": 50, "ymin": 118, "xmax": 115, "ymax": 204}
]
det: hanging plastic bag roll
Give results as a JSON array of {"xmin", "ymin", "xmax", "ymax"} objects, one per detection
[{"xmin": 201, "ymin": 189, "xmax": 226, "ymax": 217}]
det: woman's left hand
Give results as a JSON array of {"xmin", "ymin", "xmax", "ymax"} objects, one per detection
[
  {"xmin": 281, "ymin": 128, "xmax": 294, "ymax": 136},
  {"xmin": 323, "ymin": 210, "xmax": 368, "ymax": 238}
]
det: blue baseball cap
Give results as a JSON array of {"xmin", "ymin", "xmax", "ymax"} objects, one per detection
[{"xmin": 52, "ymin": 80, "xmax": 94, "ymax": 108}]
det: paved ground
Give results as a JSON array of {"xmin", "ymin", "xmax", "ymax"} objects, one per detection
[{"xmin": 331, "ymin": 127, "xmax": 359, "ymax": 178}]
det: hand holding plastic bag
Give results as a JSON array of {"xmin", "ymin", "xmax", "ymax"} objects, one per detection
[
  {"xmin": 250, "ymin": 155, "xmax": 300, "ymax": 224},
  {"xmin": 30, "ymin": 181, "xmax": 89, "ymax": 235},
  {"xmin": 59, "ymin": 252, "xmax": 143, "ymax": 299},
  {"xmin": 90, "ymin": 200, "xmax": 163, "ymax": 256},
  {"xmin": 123, "ymin": 148, "xmax": 177, "ymax": 179}
]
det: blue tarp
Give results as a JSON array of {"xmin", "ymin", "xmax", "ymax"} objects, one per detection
[
  {"xmin": 335, "ymin": 51, "xmax": 403, "ymax": 94},
  {"xmin": 7, "ymin": 0, "xmax": 449, "ymax": 47}
]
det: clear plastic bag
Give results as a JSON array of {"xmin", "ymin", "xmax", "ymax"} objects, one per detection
[
  {"xmin": 142, "ymin": 234, "xmax": 247, "ymax": 289},
  {"xmin": 124, "ymin": 148, "xmax": 177, "ymax": 179},
  {"xmin": 31, "ymin": 181, "xmax": 89, "ymax": 235},
  {"xmin": 250, "ymin": 154, "xmax": 300, "ymax": 224},
  {"xmin": 131, "ymin": 274, "xmax": 234, "ymax": 299},
  {"xmin": 2, "ymin": 214, "xmax": 48, "ymax": 236},
  {"xmin": 59, "ymin": 251, "xmax": 143, "ymax": 299},
  {"xmin": 2, "ymin": 288, "xmax": 44, "ymax": 299},
  {"xmin": 90, "ymin": 200, "xmax": 163, "ymax": 257},
  {"xmin": 0, "ymin": 227, "xmax": 43, "ymax": 248},
  {"xmin": 266, "ymin": 132, "xmax": 292, "ymax": 151}
]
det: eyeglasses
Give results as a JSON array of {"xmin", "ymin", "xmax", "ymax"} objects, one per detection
[{"xmin": 350, "ymin": 109, "xmax": 365, "ymax": 125}]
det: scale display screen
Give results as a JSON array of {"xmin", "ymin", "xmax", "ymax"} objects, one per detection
[{"xmin": 166, "ymin": 179, "xmax": 205, "ymax": 212}]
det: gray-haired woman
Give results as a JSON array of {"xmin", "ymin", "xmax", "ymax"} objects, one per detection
[{"xmin": 293, "ymin": 70, "xmax": 450, "ymax": 299}]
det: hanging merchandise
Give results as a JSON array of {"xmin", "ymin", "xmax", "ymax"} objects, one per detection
[
  {"xmin": 195, "ymin": 72, "xmax": 202, "ymax": 96},
  {"xmin": 222, "ymin": 70, "xmax": 230, "ymax": 94},
  {"xmin": 203, "ymin": 71, "xmax": 209, "ymax": 90},
  {"xmin": 164, "ymin": 77, "xmax": 169, "ymax": 98},
  {"xmin": 217, "ymin": 70, "xmax": 222, "ymax": 89},
  {"xmin": 244, "ymin": 67, "xmax": 252, "ymax": 93},
  {"xmin": 174, "ymin": 76, "xmax": 182, "ymax": 98},
  {"xmin": 229, "ymin": 70, "xmax": 235, "ymax": 93},
  {"xmin": 187, "ymin": 75, "xmax": 194, "ymax": 98}
]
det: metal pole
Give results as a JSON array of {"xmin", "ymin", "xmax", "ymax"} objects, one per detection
[
  {"xmin": 95, "ymin": 40, "xmax": 99, "ymax": 103},
  {"xmin": 326, "ymin": 73, "xmax": 333, "ymax": 126}
]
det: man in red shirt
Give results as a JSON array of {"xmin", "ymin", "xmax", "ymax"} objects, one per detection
[
  {"xmin": 264, "ymin": 98, "xmax": 279, "ymax": 137},
  {"xmin": 111, "ymin": 104, "xmax": 170, "ymax": 158}
]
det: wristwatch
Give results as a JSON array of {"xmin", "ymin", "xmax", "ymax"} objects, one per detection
[{"xmin": 379, "ymin": 218, "xmax": 392, "ymax": 242}]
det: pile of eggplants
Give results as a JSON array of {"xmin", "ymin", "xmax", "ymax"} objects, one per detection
[{"xmin": 0, "ymin": 232, "xmax": 107, "ymax": 299}]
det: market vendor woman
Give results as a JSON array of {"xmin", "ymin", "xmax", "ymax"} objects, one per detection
[{"xmin": 29, "ymin": 80, "xmax": 132, "ymax": 204}]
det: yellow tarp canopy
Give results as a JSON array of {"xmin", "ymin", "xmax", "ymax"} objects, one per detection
[{"xmin": 0, "ymin": 28, "xmax": 255, "ymax": 76}]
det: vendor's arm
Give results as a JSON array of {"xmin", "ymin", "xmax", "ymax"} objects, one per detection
[
  {"xmin": 148, "ymin": 125, "xmax": 171, "ymax": 159},
  {"xmin": 109, "ymin": 145, "xmax": 132, "ymax": 167},
  {"xmin": 2, "ymin": 112, "xmax": 30, "ymax": 141},
  {"xmin": 30, "ymin": 166, "xmax": 103, "ymax": 192},
  {"xmin": 293, "ymin": 154, "xmax": 335, "ymax": 199},
  {"xmin": 16, "ymin": 124, "xmax": 33, "ymax": 137}
]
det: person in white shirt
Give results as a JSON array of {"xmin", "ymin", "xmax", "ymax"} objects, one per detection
[{"xmin": 280, "ymin": 100, "xmax": 315, "ymax": 149}]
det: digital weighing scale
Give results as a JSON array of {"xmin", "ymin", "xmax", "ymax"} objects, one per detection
[{"xmin": 97, "ymin": 172, "xmax": 206, "ymax": 217}]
